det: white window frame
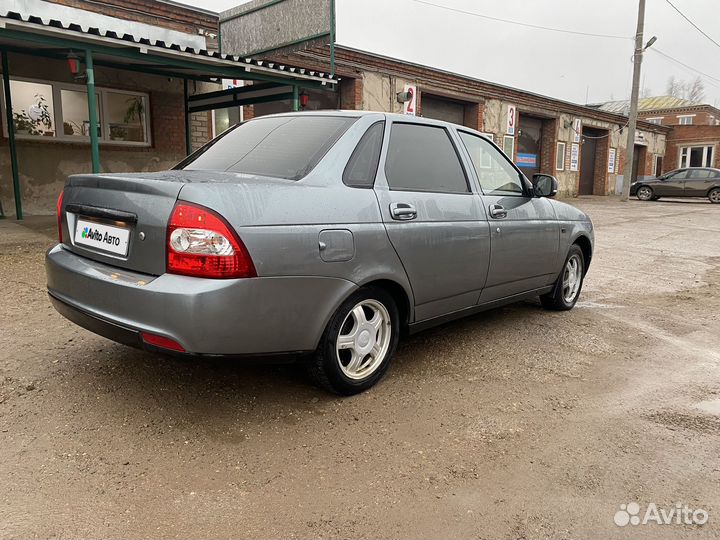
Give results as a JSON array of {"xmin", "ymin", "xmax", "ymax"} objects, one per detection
[
  {"xmin": 645, "ymin": 117, "xmax": 663, "ymax": 125},
  {"xmin": 679, "ymin": 145, "xmax": 714, "ymax": 168},
  {"xmin": 101, "ymin": 87, "xmax": 151, "ymax": 147},
  {"xmin": 677, "ymin": 114, "xmax": 695, "ymax": 125},
  {"xmin": 556, "ymin": 142, "xmax": 566, "ymax": 171},
  {"xmin": 1, "ymin": 75, "xmax": 151, "ymax": 147}
]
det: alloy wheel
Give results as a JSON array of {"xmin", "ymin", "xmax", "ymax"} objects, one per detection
[
  {"xmin": 336, "ymin": 299, "xmax": 392, "ymax": 380},
  {"xmin": 562, "ymin": 254, "xmax": 583, "ymax": 304},
  {"xmin": 637, "ymin": 186, "xmax": 653, "ymax": 201}
]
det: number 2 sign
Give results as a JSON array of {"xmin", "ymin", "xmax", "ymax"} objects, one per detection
[{"xmin": 403, "ymin": 84, "xmax": 416, "ymax": 116}]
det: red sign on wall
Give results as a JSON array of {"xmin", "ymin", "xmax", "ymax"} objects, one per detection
[{"xmin": 506, "ymin": 105, "xmax": 516, "ymax": 135}]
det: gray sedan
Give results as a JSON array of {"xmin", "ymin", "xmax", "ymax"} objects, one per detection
[
  {"xmin": 631, "ymin": 167, "xmax": 720, "ymax": 202},
  {"xmin": 47, "ymin": 111, "xmax": 594, "ymax": 395}
]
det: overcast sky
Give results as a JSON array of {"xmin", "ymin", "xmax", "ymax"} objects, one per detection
[{"xmin": 178, "ymin": 0, "xmax": 720, "ymax": 107}]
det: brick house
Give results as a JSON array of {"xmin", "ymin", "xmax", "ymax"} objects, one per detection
[{"xmin": 591, "ymin": 96, "xmax": 720, "ymax": 174}]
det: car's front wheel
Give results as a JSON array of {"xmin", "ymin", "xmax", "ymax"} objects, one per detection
[
  {"xmin": 540, "ymin": 245, "xmax": 585, "ymax": 311},
  {"xmin": 307, "ymin": 287, "xmax": 399, "ymax": 395},
  {"xmin": 709, "ymin": 188, "xmax": 720, "ymax": 204},
  {"xmin": 636, "ymin": 186, "xmax": 654, "ymax": 201}
]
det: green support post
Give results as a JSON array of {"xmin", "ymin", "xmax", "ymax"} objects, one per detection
[
  {"xmin": 184, "ymin": 78, "xmax": 192, "ymax": 155},
  {"xmin": 1, "ymin": 50, "xmax": 23, "ymax": 219},
  {"xmin": 85, "ymin": 49, "xmax": 100, "ymax": 173},
  {"xmin": 292, "ymin": 85, "xmax": 299, "ymax": 112}
]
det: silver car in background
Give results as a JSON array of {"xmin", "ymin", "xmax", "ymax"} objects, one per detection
[{"xmin": 47, "ymin": 111, "xmax": 594, "ymax": 395}]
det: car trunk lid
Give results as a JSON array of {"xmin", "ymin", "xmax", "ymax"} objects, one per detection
[{"xmin": 61, "ymin": 171, "xmax": 192, "ymax": 275}]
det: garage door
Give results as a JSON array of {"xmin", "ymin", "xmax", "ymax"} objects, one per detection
[{"xmin": 421, "ymin": 95, "xmax": 464, "ymax": 125}]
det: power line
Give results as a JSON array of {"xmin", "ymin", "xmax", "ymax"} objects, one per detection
[
  {"xmin": 664, "ymin": 0, "xmax": 720, "ymax": 51},
  {"xmin": 649, "ymin": 47, "xmax": 720, "ymax": 87},
  {"xmin": 407, "ymin": 0, "xmax": 632, "ymax": 40}
]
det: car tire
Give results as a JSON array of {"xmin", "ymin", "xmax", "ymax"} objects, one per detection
[
  {"xmin": 540, "ymin": 245, "xmax": 585, "ymax": 311},
  {"xmin": 636, "ymin": 186, "xmax": 654, "ymax": 201},
  {"xmin": 709, "ymin": 188, "xmax": 720, "ymax": 204},
  {"xmin": 307, "ymin": 287, "xmax": 400, "ymax": 395}
]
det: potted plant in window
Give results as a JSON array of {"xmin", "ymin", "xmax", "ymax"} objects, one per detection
[
  {"xmin": 110, "ymin": 125, "xmax": 127, "ymax": 141},
  {"xmin": 27, "ymin": 94, "xmax": 53, "ymax": 136},
  {"xmin": 124, "ymin": 96, "xmax": 145, "ymax": 139},
  {"xmin": 13, "ymin": 110, "xmax": 40, "ymax": 135}
]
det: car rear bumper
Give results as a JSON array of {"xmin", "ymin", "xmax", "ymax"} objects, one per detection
[{"xmin": 46, "ymin": 244, "xmax": 356, "ymax": 355}]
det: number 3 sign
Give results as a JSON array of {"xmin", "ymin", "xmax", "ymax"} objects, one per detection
[{"xmin": 506, "ymin": 105, "xmax": 516, "ymax": 135}]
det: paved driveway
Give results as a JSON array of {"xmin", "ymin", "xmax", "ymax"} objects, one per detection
[{"xmin": 1, "ymin": 197, "xmax": 719, "ymax": 539}]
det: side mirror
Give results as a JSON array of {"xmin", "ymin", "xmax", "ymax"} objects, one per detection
[{"xmin": 532, "ymin": 174, "xmax": 558, "ymax": 198}]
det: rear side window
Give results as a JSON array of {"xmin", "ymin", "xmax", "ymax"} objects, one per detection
[
  {"xmin": 343, "ymin": 121, "xmax": 385, "ymax": 188},
  {"xmin": 689, "ymin": 169, "xmax": 713, "ymax": 179},
  {"xmin": 384, "ymin": 123, "xmax": 469, "ymax": 193},
  {"xmin": 180, "ymin": 116, "xmax": 356, "ymax": 180}
]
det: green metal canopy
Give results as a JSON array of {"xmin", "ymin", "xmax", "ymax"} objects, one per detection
[{"xmin": 0, "ymin": 11, "xmax": 338, "ymax": 219}]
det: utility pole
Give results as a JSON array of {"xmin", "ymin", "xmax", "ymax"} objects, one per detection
[{"xmin": 621, "ymin": 0, "xmax": 647, "ymax": 201}]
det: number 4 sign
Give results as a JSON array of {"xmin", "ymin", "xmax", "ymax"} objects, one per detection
[{"xmin": 506, "ymin": 105, "xmax": 516, "ymax": 135}]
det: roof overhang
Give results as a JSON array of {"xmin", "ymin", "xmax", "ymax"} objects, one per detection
[{"xmin": 0, "ymin": 14, "xmax": 338, "ymax": 88}]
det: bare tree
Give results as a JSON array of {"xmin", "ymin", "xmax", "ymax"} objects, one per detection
[
  {"xmin": 665, "ymin": 75, "xmax": 706, "ymax": 103},
  {"xmin": 688, "ymin": 76, "xmax": 705, "ymax": 103},
  {"xmin": 666, "ymin": 75, "xmax": 682, "ymax": 97}
]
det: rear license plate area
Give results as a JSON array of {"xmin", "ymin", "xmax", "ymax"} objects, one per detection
[{"xmin": 74, "ymin": 218, "xmax": 131, "ymax": 256}]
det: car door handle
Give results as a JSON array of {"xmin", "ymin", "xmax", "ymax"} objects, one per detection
[
  {"xmin": 390, "ymin": 203, "xmax": 417, "ymax": 221},
  {"xmin": 489, "ymin": 204, "xmax": 507, "ymax": 219}
]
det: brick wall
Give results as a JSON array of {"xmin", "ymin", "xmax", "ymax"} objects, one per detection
[
  {"xmin": 641, "ymin": 146, "xmax": 654, "ymax": 176},
  {"xmin": 593, "ymin": 138, "xmax": 609, "ymax": 194},
  {"xmin": 340, "ymin": 77, "xmax": 363, "ymax": 110},
  {"xmin": 663, "ymin": 125, "xmax": 720, "ymax": 172},
  {"xmin": 151, "ymin": 90, "xmax": 184, "ymax": 153},
  {"xmin": 46, "ymin": 0, "xmax": 218, "ymax": 36},
  {"xmin": 463, "ymin": 102, "xmax": 484, "ymax": 132},
  {"xmin": 190, "ymin": 112, "xmax": 212, "ymax": 151},
  {"xmin": 289, "ymin": 46, "xmax": 665, "ymax": 136},
  {"xmin": 640, "ymin": 105, "xmax": 720, "ymax": 127},
  {"xmin": 539, "ymin": 118, "xmax": 557, "ymax": 175}
]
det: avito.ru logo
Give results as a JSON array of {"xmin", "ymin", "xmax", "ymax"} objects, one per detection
[{"xmin": 614, "ymin": 502, "xmax": 708, "ymax": 527}]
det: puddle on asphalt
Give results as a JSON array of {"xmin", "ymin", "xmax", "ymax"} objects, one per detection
[{"xmin": 695, "ymin": 399, "xmax": 720, "ymax": 415}]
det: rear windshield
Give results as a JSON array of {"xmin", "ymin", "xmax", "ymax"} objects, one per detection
[{"xmin": 178, "ymin": 115, "xmax": 357, "ymax": 180}]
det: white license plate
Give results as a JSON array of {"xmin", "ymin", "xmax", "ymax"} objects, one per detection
[{"xmin": 74, "ymin": 218, "xmax": 131, "ymax": 256}]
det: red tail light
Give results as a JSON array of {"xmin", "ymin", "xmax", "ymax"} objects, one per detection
[
  {"xmin": 56, "ymin": 191, "xmax": 64, "ymax": 242},
  {"xmin": 140, "ymin": 331, "xmax": 185, "ymax": 353},
  {"xmin": 166, "ymin": 202, "xmax": 256, "ymax": 279}
]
